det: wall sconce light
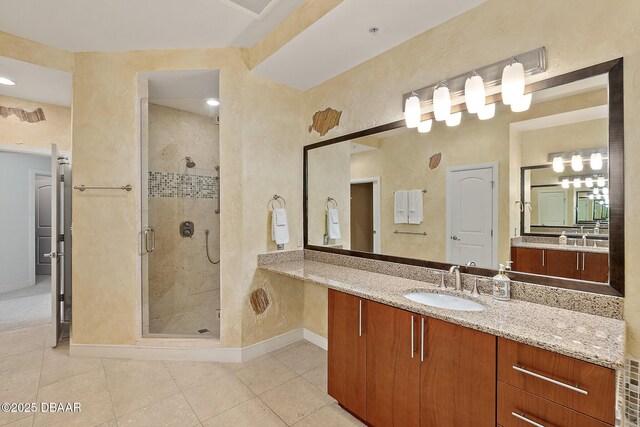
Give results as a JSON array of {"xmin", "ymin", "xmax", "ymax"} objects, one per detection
[
  {"xmin": 404, "ymin": 94, "xmax": 421, "ymax": 128},
  {"xmin": 477, "ymin": 103, "xmax": 496, "ymax": 120},
  {"xmin": 445, "ymin": 112, "xmax": 462, "ymax": 127},
  {"xmin": 464, "ymin": 71, "xmax": 485, "ymax": 114},
  {"xmin": 417, "ymin": 119, "xmax": 433, "ymax": 133},
  {"xmin": 501, "ymin": 59, "xmax": 525, "ymax": 106},
  {"xmin": 552, "ymin": 156, "xmax": 564, "ymax": 173},
  {"xmin": 590, "ymin": 152, "xmax": 603, "ymax": 170},
  {"xmin": 433, "ymin": 83, "xmax": 451, "ymax": 121},
  {"xmin": 571, "ymin": 154, "xmax": 584, "ymax": 172}
]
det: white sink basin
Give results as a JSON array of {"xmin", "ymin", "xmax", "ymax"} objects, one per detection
[{"xmin": 404, "ymin": 292, "xmax": 484, "ymax": 312}]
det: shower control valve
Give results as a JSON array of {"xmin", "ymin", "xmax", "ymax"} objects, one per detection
[{"xmin": 180, "ymin": 221, "xmax": 194, "ymax": 238}]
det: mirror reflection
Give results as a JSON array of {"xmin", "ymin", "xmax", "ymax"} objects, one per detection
[{"xmin": 307, "ymin": 74, "xmax": 610, "ymax": 283}]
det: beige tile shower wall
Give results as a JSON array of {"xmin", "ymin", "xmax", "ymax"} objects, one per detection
[
  {"xmin": 146, "ymin": 104, "xmax": 220, "ymax": 333},
  {"xmin": 72, "ymin": 48, "xmax": 305, "ymax": 347},
  {"xmin": 307, "ymin": 141, "xmax": 351, "ymax": 248},
  {"xmin": 0, "ymin": 95, "xmax": 71, "ymax": 151},
  {"xmin": 303, "ymin": 0, "xmax": 640, "ymax": 358}
]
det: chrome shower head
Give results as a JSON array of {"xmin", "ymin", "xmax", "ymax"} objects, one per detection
[{"xmin": 185, "ymin": 156, "xmax": 196, "ymax": 168}]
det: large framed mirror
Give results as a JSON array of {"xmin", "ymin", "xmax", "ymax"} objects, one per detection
[{"xmin": 304, "ymin": 58, "xmax": 624, "ymax": 296}]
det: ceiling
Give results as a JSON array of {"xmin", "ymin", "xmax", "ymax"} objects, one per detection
[
  {"xmin": 0, "ymin": 0, "xmax": 303, "ymax": 52},
  {"xmin": 252, "ymin": 0, "xmax": 486, "ymax": 90},
  {"xmin": 0, "ymin": 56, "xmax": 72, "ymax": 107}
]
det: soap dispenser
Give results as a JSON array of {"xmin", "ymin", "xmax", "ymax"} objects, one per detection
[
  {"xmin": 492, "ymin": 264, "xmax": 511, "ymax": 301},
  {"xmin": 559, "ymin": 231, "xmax": 568, "ymax": 245}
]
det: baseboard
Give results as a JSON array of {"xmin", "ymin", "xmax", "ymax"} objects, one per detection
[
  {"xmin": 70, "ymin": 328, "xmax": 306, "ymax": 362},
  {"xmin": 303, "ymin": 328, "xmax": 328, "ymax": 350},
  {"xmin": 0, "ymin": 279, "xmax": 34, "ymax": 295}
]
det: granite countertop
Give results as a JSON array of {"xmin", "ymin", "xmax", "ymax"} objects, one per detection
[
  {"xmin": 259, "ymin": 259, "xmax": 625, "ymax": 369},
  {"xmin": 511, "ymin": 240, "xmax": 609, "ymax": 254}
]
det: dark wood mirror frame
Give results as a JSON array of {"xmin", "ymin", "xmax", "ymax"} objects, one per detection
[{"xmin": 303, "ymin": 58, "xmax": 624, "ymax": 297}]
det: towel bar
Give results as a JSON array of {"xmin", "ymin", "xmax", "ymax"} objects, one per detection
[
  {"xmin": 394, "ymin": 230, "xmax": 428, "ymax": 236},
  {"xmin": 74, "ymin": 184, "xmax": 132, "ymax": 192}
]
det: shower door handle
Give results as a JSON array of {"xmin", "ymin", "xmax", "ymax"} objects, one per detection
[{"xmin": 144, "ymin": 227, "xmax": 156, "ymax": 253}]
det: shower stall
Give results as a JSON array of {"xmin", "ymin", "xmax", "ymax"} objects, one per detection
[{"xmin": 140, "ymin": 70, "xmax": 221, "ymax": 339}]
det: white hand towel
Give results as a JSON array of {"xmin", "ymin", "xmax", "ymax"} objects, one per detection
[
  {"xmin": 394, "ymin": 190, "xmax": 409, "ymax": 224},
  {"xmin": 327, "ymin": 208, "xmax": 341, "ymax": 239},
  {"xmin": 408, "ymin": 190, "xmax": 424, "ymax": 224},
  {"xmin": 271, "ymin": 208, "xmax": 289, "ymax": 245}
]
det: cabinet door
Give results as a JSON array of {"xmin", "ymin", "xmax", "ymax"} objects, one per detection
[
  {"xmin": 581, "ymin": 252, "xmax": 609, "ymax": 283},
  {"xmin": 511, "ymin": 247, "xmax": 546, "ymax": 274},
  {"xmin": 545, "ymin": 249, "xmax": 581, "ymax": 279},
  {"xmin": 366, "ymin": 301, "xmax": 420, "ymax": 427},
  {"xmin": 327, "ymin": 289, "xmax": 367, "ymax": 419},
  {"xmin": 420, "ymin": 317, "xmax": 496, "ymax": 427}
]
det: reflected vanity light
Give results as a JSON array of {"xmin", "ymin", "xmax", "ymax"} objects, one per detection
[
  {"xmin": 417, "ymin": 119, "xmax": 433, "ymax": 133},
  {"xmin": 593, "ymin": 188, "xmax": 599, "ymax": 195},
  {"xmin": 404, "ymin": 94, "xmax": 421, "ymax": 128},
  {"xmin": 477, "ymin": 103, "xmax": 496, "ymax": 120},
  {"xmin": 445, "ymin": 112, "xmax": 462, "ymax": 127},
  {"xmin": 510, "ymin": 93, "xmax": 532, "ymax": 112},
  {"xmin": 433, "ymin": 83, "xmax": 451, "ymax": 121},
  {"xmin": 590, "ymin": 152, "xmax": 603, "ymax": 170},
  {"xmin": 501, "ymin": 60, "xmax": 525, "ymax": 106},
  {"xmin": 206, "ymin": 99, "xmax": 220, "ymax": 106},
  {"xmin": 0, "ymin": 77, "xmax": 16, "ymax": 86},
  {"xmin": 573, "ymin": 178, "xmax": 581, "ymax": 188},
  {"xmin": 589, "ymin": 194, "xmax": 595, "ymax": 200},
  {"xmin": 585, "ymin": 177, "xmax": 594, "ymax": 187},
  {"xmin": 602, "ymin": 187, "xmax": 609, "ymax": 195},
  {"xmin": 571, "ymin": 154, "xmax": 584, "ymax": 171},
  {"xmin": 597, "ymin": 176, "xmax": 606, "ymax": 187},
  {"xmin": 552, "ymin": 156, "xmax": 565, "ymax": 173},
  {"xmin": 561, "ymin": 178, "xmax": 570, "ymax": 189},
  {"xmin": 464, "ymin": 72, "xmax": 485, "ymax": 114}
]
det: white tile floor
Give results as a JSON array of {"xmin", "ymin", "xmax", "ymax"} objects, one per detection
[{"xmin": 0, "ymin": 324, "xmax": 364, "ymax": 427}]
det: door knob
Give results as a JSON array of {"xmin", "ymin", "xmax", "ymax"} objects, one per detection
[
  {"xmin": 451, "ymin": 236, "xmax": 460, "ymax": 241},
  {"xmin": 44, "ymin": 252, "xmax": 57, "ymax": 259}
]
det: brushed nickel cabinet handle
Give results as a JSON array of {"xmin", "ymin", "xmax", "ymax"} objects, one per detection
[
  {"xmin": 512, "ymin": 365, "xmax": 588, "ymax": 395},
  {"xmin": 582, "ymin": 252, "xmax": 585, "ymax": 271},
  {"xmin": 512, "ymin": 412, "xmax": 545, "ymax": 427},
  {"xmin": 359, "ymin": 300, "xmax": 362, "ymax": 337},
  {"xmin": 411, "ymin": 316, "xmax": 415, "ymax": 358},
  {"xmin": 576, "ymin": 253, "xmax": 579, "ymax": 270},
  {"xmin": 420, "ymin": 317, "xmax": 425, "ymax": 362},
  {"xmin": 542, "ymin": 249, "xmax": 545, "ymax": 266}
]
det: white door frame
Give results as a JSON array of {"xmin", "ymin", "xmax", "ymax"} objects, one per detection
[
  {"xmin": 29, "ymin": 169, "xmax": 52, "ymax": 286},
  {"xmin": 350, "ymin": 177, "xmax": 381, "ymax": 254},
  {"xmin": 445, "ymin": 162, "xmax": 499, "ymax": 267}
]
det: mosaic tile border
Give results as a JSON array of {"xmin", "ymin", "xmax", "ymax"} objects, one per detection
[
  {"xmin": 148, "ymin": 171, "xmax": 218, "ymax": 199},
  {"xmin": 626, "ymin": 357, "xmax": 640, "ymax": 426}
]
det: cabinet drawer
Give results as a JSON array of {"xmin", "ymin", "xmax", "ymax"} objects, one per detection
[
  {"xmin": 498, "ymin": 338, "xmax": 616, "ymax": 424},
  {"xmin": 498, "ymin": 382, "xmax": 611, "ymax": 427}
]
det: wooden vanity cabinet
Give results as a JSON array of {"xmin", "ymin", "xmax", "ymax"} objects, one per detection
[
  {"xmin": 511, "ymin": 247, "xmax": 609, "ymax": 283},
  {"xmin": 511, "ymin": 247, "xmax": 546, "ymax": 275},
  {"xmin": 581, "ymin": 252, "xmax": 609, "ymax": 282}
]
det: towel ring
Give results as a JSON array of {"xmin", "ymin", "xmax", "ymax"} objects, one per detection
[
  {"xmin": 326, "ymin": 197, "xmax": 338, "ymax": 211},
  {"xmin": 268, "ymin": 194, "xmax": 286, "ymax": 210}
]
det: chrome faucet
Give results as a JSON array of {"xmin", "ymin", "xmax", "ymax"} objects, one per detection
[
  {"xmin": 582, "ymin": 234, "xmax": 587, "ymax": 246},
  {"xmin": 449, "ymin": 265, "xmax": 462, "ymax": 291}
]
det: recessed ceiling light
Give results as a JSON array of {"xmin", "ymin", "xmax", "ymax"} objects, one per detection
[
  {"xmin": 0, "ymin": 77, "xmax": 16, "ymax": 86},
  {"xmin": 206, "ymin": 99, "xmax": 220, "ymax": 106}
]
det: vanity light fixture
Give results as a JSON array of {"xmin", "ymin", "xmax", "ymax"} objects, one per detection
[
  {"xmin": 510, "ymin": 93, "xmax": 532, "ymax": 112},
  {"xmin": 597, "ymin": 176, "xmax": 606, "ymax": 187},
  {"xmin": 571, "ymin": 154, "xmax": 584, "ymax": 172},
  {"xmin": 596, "ymin": 194, "xmax": 602, "ymax": 200},
  {"xmin": 445, "ymin": 112, "xmax": 462, "ymax": 127},
  {"xmin": 589, "ymin": 194, "xmax": 595, "ymax": 200},
  {"xmin": 561, "ymin": 178, "xmax": 570, "ymax": 189},
  {"xmin": 573, "ymin": 178, "xmax": 581, "ymax": 188},
  {"xmin": 417, "ymin": 119, "xmax": 433, "ymax": 133},
  {"xmin": 206, "ymin": 99, "xmax": 220, "ymax": 106},
  {"xmin": 501, "ymin": 59, "xmax": 525, "ymax": 106},
  {"xmin": 602, "ymin": 187, "xmax": 609, "ymax": 195},
  {"xmin": 477, "ymin": 103, "xmax": 496, "ymax": 120},
  {"xmin": 585, "ymin": 177, "xmax": 594, "ymax": 187},
  {"xmin": 404, "ymin": 94, "xmax": 421, "ymax": 128},
  {"xmin": 590, "ymin": 152, "xmax": 603, "ymax": 170},
  {"xmin": 433, "ymin": 83, "xmax": 451, "ymax": 121},
  {"xmin": 0, "ymin": 77, "xmax": 15, "ymax": 86},
  {"xmin": 464, "ymin": 71, "xmax": 485, "ymax": 114},
  {"xmin": 593, "ymin": 188, "xmax": 599, "ymax": 195},
  {"xmin": 552, "ymin": 156, "xmax": 565, "ymax": 173}
]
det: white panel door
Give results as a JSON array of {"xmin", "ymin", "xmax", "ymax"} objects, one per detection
[
  {"xmin": 35, "ymin": 176, "xmax": 52, "ymax": 275},
  {"xmin": 538, "ymin": 190, "xmax": 566, "ymax": 226},
  {"xmin": 49, "ymin": 144, "xmax": 62, "ymax": 347},
  {"xmin": 447, "ymin": 166, "xmax": 495, "ymax": 268}
]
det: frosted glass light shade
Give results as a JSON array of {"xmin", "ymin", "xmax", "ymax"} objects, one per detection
[
  {"xmin": 477, "ymin": 103, "xmax": 496, "ymax": 120},
  {"xmin": 590, "ymin": 152, "xmax": 603, "ymax": 170},
  {"xmin": 433, "ymin": 85, "xmax": 451, "ymax": 121},
  {"xmin": 561, "ymin": 179, "xmax": 570, "ymax": 189},
  {"xmin": 464, "ymin": 74, "xmax": 485, "ymax": 114},
  {"xmin": 501, "ymin": 61, "xmax": 525, "ymax": 105},
  {"xmin": 597, "ymin": 176, "xmax": 606, "ymax": 187},
  {"xmin": 552, "ymin": 156, "xmax": 564, "ymax": 173},
  {"xmin": 602, "ymin": 187, "xmax": 609, "ymax": 195},
  {"xmin": 585, "ymin": 177, "xmax": 594, "ymax": 188},
  {"xmin": 589, "ymin": 194, "xmax": 595, "ymax": 200},
  {"xmin": 573, "ymin": 178, "xmax": 581, "ymax": 188},
  {"xmin": 445, "ymin": 112, "xmax": 462, "ymax": 127},
  {"xmin": 404, "ymin": 95, "xmax": 421, "ymax": 128},
  {"xmin": 417, "ymin": 119, "xmax": 433, "ymax": 133},
  {"xmin": 571, "ymin": 154, "xmax": 584, "ymax": 172},
  {"xmin": 511, "ymin": 93, "xmax": 532, "ymax": 112},
  {"xmin": 593, "ymin": 188, "xmax": 599, "ymax": 195}
]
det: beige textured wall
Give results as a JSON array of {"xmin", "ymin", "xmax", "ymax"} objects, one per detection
[
  {"xmin": 72, "ymin": 49, "xmax": 305, "ymax": 347},
  {"xmin": 302, "ymin": 0, "xmax": 640, "ymax": 357},
  {"xmin": 0, "ymin": 31, "xmax": 73, "ymax": 73},
  {"xmin": 0, "ymin": 95, "xmax": 71, "ymax": 151}
]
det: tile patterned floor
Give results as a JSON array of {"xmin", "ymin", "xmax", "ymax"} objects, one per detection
[{"xmin": 0, "ymin": 324, "xmax": 364, "ymax": 427}]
